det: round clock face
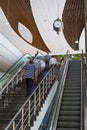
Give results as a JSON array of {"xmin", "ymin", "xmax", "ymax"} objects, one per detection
[
  {"xmin": 54, "ymin": 20, "xmax": 62, "ymax": 28},
  {"xmin": 53, "ymin": 19, "xmax": 63, "ymax": 34}
]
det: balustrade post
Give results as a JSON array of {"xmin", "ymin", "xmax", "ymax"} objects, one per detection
[
  {"xmin": 13, "ymin": 121, "xmax": 15, "ymax": 130},
  {"xmin": 0, "ymin": 91, "xmax": 2, "ymax": 99},
  {"xmin": 39, "ymin": 85, "xmax": 41, "ymax": 107},
  {"xmin": 50, "ymin": 68, "xmax": 53, "ymax": 84},
  {"xmin": 16, "ymin": 74, "xmax": 19, "ymax": 84},
  {"xmin": 22, "ymin": 109, "xmax": 24, "ymax": 130},
  {"xmin": 45, "ymin": 77, "xmax": 47, "ymax": 94},
  {"xmin": 28, "ymin": 100, "xmax": 30, "ymax": 127},
  {"xmin": 42, "ymin": 81, "xmax": 44, "ymax": 100},
  {"xmin": 34, "ymin": 92, "xmax": 36, "ymax": 115},
  {"xmin": 48, "ymin": 73, "xmax": 51, "ymax": 89}
]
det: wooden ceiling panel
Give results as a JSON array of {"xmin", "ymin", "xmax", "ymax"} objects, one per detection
[
  {"xmin": 0, "ymin": 0, "xmax": 85, "ymax": 52},
  {"xmin": 0, "ymin": 0, "xmax": 49, "ymax": 52},
  {"xmin": 62, "ymin": 0, "xmax": 85, "ymax": 50}
]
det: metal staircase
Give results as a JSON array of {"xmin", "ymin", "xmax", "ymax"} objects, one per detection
[
  {"xmin": 0, "ymin": 81, "xmax": 28, "ymax": 130},
  {"xmin": 0, "ymin": 66, "xmax": 51, "ymax": 130},
  {"xmin": 56, "ymin": 60, "xmax": 81, "ymax": 130},
  {"xmin": 0, "ymin": 64, "xmax": 58, "ymax": 130},
  {"xmin": 0, "ymin": 53, "xmax": 48, "ymax": 130}
]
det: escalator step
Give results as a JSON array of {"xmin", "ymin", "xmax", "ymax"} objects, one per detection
[
  {"xmin": 65, "ymin": 84, "xmax": 80, "ymax": 87},
  {"xmin": 62, "ymin": 97, "xmax": 80, "ymax": 101},
  {"xmin": 66, "ymin": 76, "xmax": 80, "ymax": 79},
  {"xmin": 58, "ymin": 115, "xmax": 80, "ymax": 122},
  {"xmin": 65, "ymin": 81, "xmax": 80, "ymax": 84},
  {"xmin": 64, "ymin": 90, "xmax": 81, "ymax": 93},
  {"xmin": 63, "ymin": 93, "xmax": 80, "ymax": 97},
  {"xmin": 59, "ymin": 111, "xmax": 80, "ymax": 116},
  {"xmin": 60, "ymin": 105, "xmax": 80, "ymax": 111},
  {"xmin": 57, "ymin": 128, "xmax": 80, "ymax": 130},
  {"xmin": 61, "ymin": 101, "xmax": 80, "ymax": 106},
  {"xmin": 64, "ymin": 88, "xmax": 80, "ymax": 91},
  {"xmin": 57, "ymin": 121, "xmax": 80, "ymax": 128}
]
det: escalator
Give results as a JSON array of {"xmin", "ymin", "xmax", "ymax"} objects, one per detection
[{"xmin": 56, "ymin": 60, "xmax": 81, "ymax": 130}]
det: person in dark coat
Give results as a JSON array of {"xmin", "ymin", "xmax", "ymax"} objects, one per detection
[{"xmin": 20, "ymin": 59, "xmax": 37, "ymax": 97}]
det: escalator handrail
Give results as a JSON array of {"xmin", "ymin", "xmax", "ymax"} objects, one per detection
[
  {"xmin": 0, "ymin": 52, "xmax": 45, "ymax": 95},
  {"xmin": 80, "ymin": 52, "xmax": 85, "ymax": 130},
  {"xmin": 0, "ymin": 53, "xmax": 32, "ymax": 80},
  {"xmin": 33, "ymin": 52, "xmax": 45, "ymax": 62},
  {"xmin": 0, "ymin": 53, "xmax": 32, "ymax": 89}
]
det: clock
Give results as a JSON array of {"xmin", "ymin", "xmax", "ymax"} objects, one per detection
[
  {"xmin": 53, "ymin": 20, "xmax": 61, "ymax": 28},
  {"xmin": 53, "ymin": 18, "xmax": 63, "ymax": 34}
]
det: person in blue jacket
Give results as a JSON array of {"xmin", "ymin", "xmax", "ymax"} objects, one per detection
[{"xmin": 44, "ymin": 52, "xmax": 51, "ymax": 69}]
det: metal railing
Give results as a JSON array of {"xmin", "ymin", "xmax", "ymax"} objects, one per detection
[
  {"xmin": 0, "ymin": 53, "xmax": 45, "ymax": 103},
  {"xmin": 5, "ymin": 64, "xmax": 57, "ymax": 130}
]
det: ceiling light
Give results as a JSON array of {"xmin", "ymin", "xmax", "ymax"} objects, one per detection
[
  {"xmin": 6, "ymin": 22, "xmax": 9, "ymax": 25},
  {"xmin": 6, "ymin": 0, "xmax": 10, "ymax": 25}
]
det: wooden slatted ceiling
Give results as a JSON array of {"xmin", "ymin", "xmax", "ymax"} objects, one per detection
[
  {"xmin": 62, "ymin": 0, "xmax": 85, "ymax": 50},
  {"xmin": 0, "ymin": 0, "xmax": 85, "ymax": 52},
  {"xmin": 0, "ymin": 0, "xmax": 50, "ymax": 52}
]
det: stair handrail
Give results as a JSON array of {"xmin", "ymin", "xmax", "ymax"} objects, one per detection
[{"xmin": 5, "ymin": 65, "xmax": 57, "ymax": 130}]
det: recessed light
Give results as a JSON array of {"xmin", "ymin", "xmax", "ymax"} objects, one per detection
[{"xmin": 6, "ymin": 22, "xmax": 9, "ymax": 25}]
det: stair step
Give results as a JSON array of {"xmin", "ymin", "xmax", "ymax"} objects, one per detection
[
  {"xmin": 0, "ymin": 68, "xmax": 49, "ymax": 129},
  {"xmin": 0, "ymin": 118, "xmax": 11, "ymax": 124},
  {"xmin": 0, "ymin": 124, "xmax": 7, "ymax": 130}
]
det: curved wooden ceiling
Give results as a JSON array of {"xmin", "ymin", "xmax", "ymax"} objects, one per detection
[
  {"xmin": 0, "ymin": 0, "xmax": 85, "ymax": 52},
  {"xmin": 0, "ymin": 0, "xmax": 49, "ymax": 52},
  {"xmin": 62, "ymin": 0, "xmax": 84, "ymax": 50}
]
